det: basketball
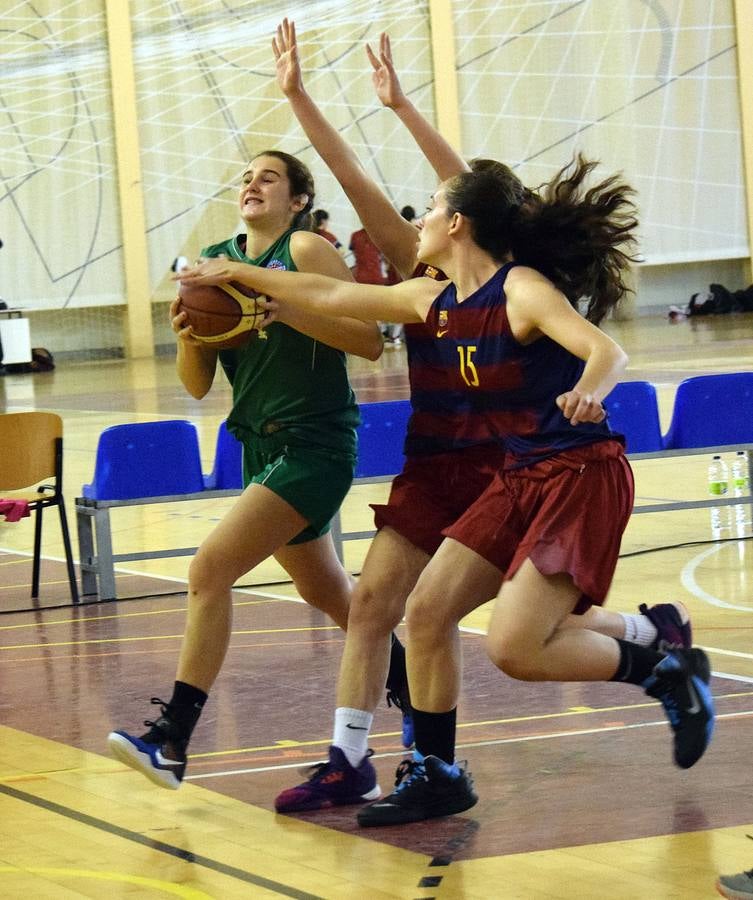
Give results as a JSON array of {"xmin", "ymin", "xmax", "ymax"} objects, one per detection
[{"xmin": 177, "ymin": 281, "xmax": 267, "ymax": 350}]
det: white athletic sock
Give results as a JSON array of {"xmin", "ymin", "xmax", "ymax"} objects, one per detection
[
  {"xmin": 333, "ymin": 707, "xmax": 373, "ymax": 768},
  {"xmin": 620, "ymin": 612, "xmax": 658, "ymax": 646}
]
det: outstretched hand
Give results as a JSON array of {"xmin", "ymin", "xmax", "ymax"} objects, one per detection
[
  {"xmin": 272, "ymin": 18, "xmax": 303, "ymax": 97},
  {"xmin": 172, "ymin": 257, "xmax": 238, "ymax": 286},
  {"xmin": 366, "ymin": 32, "xmax": 407, "ymax": 110}
]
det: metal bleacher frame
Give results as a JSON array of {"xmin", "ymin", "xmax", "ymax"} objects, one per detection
[
  {"xmin": 76, "ymin": 420, "xmax": 243, "ymax": 601},
  {"xmin": 77, "ymin": 377, "xmax": 753, "ymax": 600}
]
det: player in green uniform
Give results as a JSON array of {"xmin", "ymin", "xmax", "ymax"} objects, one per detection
[{"xmin": 107, "ymin": 150, "xmax": 404, "ymax": 790}]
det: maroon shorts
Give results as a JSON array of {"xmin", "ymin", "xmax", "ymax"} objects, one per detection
[
  {"xmin": 372, "ymin": 445, "xmax": 507, "ymax": 557},
  {"xmin": 443, "ymin": 440, "xmax": 634, "ymax": 613}
]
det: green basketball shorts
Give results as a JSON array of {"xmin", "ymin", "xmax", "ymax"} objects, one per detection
[{"xmin": 243, "ymin": 431, "xmax": 356, "ymax": 545}]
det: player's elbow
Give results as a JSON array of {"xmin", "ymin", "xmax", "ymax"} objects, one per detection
[
  {"xmin": 188, "ymin": 386, "xmax": 210, "ymax": 400},
  {"xmin": 612, "ymin": 345, "xmax": 629, "ymax": 374},
  {"xmin": 355, "ymin": 336, "xmax": 384, "ymax": 362}
]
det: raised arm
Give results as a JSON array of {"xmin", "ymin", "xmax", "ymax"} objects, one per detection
[
  {"xmin": 272, "ymin": 19, "xmax": 418, "ymax": 279},
  {"xmin": 175, "ymin": 256, "xmax": 442, "ymax": 326},
  {"xmin": 366, "ymin": 32, "xmax": 469, "ymax": 182}
]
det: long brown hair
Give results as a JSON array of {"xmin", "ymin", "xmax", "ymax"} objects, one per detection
[{"xmin": 446, "ymin": 155, "xmax": 638, "ymax": 324}]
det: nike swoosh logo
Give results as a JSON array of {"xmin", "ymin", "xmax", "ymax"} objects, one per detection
[
  {"xmin": 685, "ymin": 678, "xmax": 702, "ymax": 715},
  {"xmin": 155, "ymin": 751, "xmax": 184, "ymax": 767},
  {"xmin": 436, "ymin": 329, "xmax": 448, "ymax": 337},
  {"xmin": 345, "ymin": 723, "xmax": 367, "ymax": 730}
]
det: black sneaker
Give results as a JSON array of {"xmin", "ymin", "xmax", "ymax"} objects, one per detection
[
  {"xmin": 386, "ymin": 686, "xmax": 414, "ymax": 749},
  {"xmin": 357, "ymin": 753, "xmax": 477, "ymax": 827},
  {"xmin": 108, "ymin": 698, "xmax": 188, "ymax": 790},
  {"xmin": 644, "ymin": 646, "xmax": 715, "ymax": 769}
]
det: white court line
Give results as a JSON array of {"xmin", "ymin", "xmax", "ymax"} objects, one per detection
[
  {"xmin": 0, "ymin": 551, "xmax": 305, "ymax": 605},
  {"xmin": 712, "ymin": 670, "xmax": 753, "ymax": 684},
  {"xmin": 681, "ymin": 543, "xmax": 753, "ymax": 612},
  {"xmin": 110, "ymin": 566, "xmax": 302, "ymax": 604},
  {"xmin": 707, "ymin": 646, "xmax": 753, "ymax": 661},
  {"xmin": 184, "ymin": 708, "xmax": 753, "ymax": 782}
]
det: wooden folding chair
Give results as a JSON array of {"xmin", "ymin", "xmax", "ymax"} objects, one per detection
[{"xmin": 0, "ymin": 411, "xmax": 79, "ymax": 603}]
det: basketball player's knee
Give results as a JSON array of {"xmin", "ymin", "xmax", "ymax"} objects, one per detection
[
  {"xmin": 188, "ymin": 549, "xmax": 233, "ymax": 595},
  {"xmin": 486, "ymin": 634, "xmax": 540, "ymax": 680},
  {"xmin": 348, "ymin": 581, "xmax": 401, "ymax": 635},
  {"xmin": 404, "ymin": 590, "xmax": 448, "ymax": 645}
]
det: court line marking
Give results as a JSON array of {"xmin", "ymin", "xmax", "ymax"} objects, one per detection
[
  {"xmin": 0, "ymin": 867, "xmax": 212, "ymax": 898},
  {"xmin": 0, "ymin": 597, "xmax": 288, "ymax": 631},
  {"xmin": 182, "ymin": 683, "xmax": 752, "ymax": 761},
  {"xmin": 0, "ymin": 782, "xmax": 322, "ymax": 900},
  {"xmin": 184, "ymin": 708, "xmax": 753, "ymax": 782},
  {"xmin": 705, "ymin": 646, "xmax": 753, "ymax": 661},
  {"xmin": 681, "ymin": 543, "xmax": 753, "ymax": 612},
  {"xmin": 0, "ymin": 625, "xmax": 339, "ymax": 652}
]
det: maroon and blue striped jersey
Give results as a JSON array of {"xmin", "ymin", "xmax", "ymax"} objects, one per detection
[{"xmin": 403, "ymin": 262, "xmax": 617, "ymax": 464}]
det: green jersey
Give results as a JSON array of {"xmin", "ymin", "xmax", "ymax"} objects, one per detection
[{"xmin": 200, "ymin": 229, "xmax": 359, "ymax": 454}]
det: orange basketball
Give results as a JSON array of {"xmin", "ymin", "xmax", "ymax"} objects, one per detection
[{"xmin": 177, "ymin": 281, "xmax": 266, "ymax": 350}]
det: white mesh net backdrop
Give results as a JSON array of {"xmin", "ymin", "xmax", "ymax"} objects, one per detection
[{"xmin": 0, "ymin": 0, "xmax": 747, "ymax": 340}]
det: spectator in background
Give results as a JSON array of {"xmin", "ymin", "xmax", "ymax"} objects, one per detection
[
  {"xmin": 349, "ymin": 224, "xmax": 386, "ymax": 286},
  {"xmin": 350, "ymin": 226, "xmax": 400, "ymax": 345},
  {"xmin": 312, "ymin": 209, "xmax": 344, "ymax": 252}
]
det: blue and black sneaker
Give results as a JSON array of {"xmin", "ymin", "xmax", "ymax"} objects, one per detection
[
  {"xmin": 108, "ymin": 698, "xmax": 188, "ymax": 790},
  {"xmin": 386, "ymin": 686, "xmax": 414, "ymax": 749},
  {"xmin": 644, "ymin": 646, "xmax": 715, "ymax": 769},
  {"xmin": 357, "ymin": 751, "xmax": 477, "ymax": 827}
]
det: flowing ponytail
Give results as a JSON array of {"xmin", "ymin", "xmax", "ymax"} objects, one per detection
[
  {"xmin": 516, "ymin": 155, "xmax": 638, "ymax": 323},
  {"xmin": 447, "ymin": 155, "xmax": 639, "ymax": 324}
]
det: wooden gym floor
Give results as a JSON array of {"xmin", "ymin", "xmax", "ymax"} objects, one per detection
[{"xmin": 1, "ymin": 312, "xmax": 752, "ymax": 898}]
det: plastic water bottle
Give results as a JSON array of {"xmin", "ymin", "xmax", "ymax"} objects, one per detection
[
  {"xmin": 708, "ymin": 454, "xmax": 731, "ymax": 538},
  {"xmin": 732, "ymin": 451, "xmax": 751, "ymax": 534}
]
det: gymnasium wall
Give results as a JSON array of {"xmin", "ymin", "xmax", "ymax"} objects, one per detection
[{"xmin": 1, "ymin": 0, "xmax": 749, "ymax": 356}]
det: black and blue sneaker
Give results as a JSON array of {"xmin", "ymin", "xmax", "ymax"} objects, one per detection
[
  {"xmin": 108, "ymin": 698, "xmax": 188, "ymax": 790},
  {"xmin": 386, "ymin": 687, "xmax": 414, "ymax": 749},
  {"xmin": 644, "ymin": 646, "xmax": 715, "ymax": 769},
  {"xmin": 357, "ymin": 751, "xmax": 477, "ymax": 827}
]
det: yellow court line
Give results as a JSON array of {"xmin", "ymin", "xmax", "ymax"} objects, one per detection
[
  {"xmin": 0, "ymin": 869, "xmax": 213, "ymax": 898},
  {"xmin": 0, "ymin": 624, "xmax": 340, "ymax": 652},
  {"xmin": 0, "ymin": 637, "xmax": 345, "ymax": 665},
  {"xmin": 0, "ymin": 596, "xmax": 279, "ymax": 631},
  {"xmin": 0, "ymin": 578, "xmax": 84, "ymax": 591},
  {"xmin": 188, "ymin": 689, "xmax": 753, "ymax": 759}
]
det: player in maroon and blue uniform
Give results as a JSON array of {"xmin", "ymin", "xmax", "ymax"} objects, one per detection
[
  {"xmin": 178, "ymin": 23, "xmax": 704, "ymax": 818},
  {"xmin": 180, "ymin": 149, "xmax": 714, "ymax": 826}
]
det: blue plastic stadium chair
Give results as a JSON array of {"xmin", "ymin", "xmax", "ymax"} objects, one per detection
[
  {"xmin": 663, "ymin": 373, "xmax": 753, "ymax": 449},
  {"xmin": 82, "ymin": 420, "xmax": 205, "ymax": 500},
  {"xmin": 355, "ymin": 400, "xmax": 412, "ymax": 478},
  {"xmin": 203, "ymin": 420, "xmax": 243, "ymax": 490},
  {"xmin": 603, "ymin": 380, "xmax": 664, "ymax": 453}
]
